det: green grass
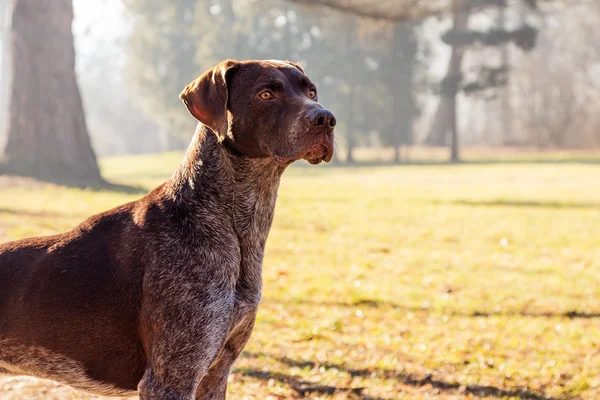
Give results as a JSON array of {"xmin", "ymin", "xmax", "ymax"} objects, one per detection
[{"xmin": 0, "ymin": 153, "xmax": 599, "ymax": 399}]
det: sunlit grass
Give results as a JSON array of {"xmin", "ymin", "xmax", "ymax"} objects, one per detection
[{"xmin": 1, "ymin": 152, "xmax": 599, "ymax": 399}]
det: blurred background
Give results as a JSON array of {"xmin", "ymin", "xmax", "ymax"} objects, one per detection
[
  {"xmin": 0, "ymin": 1, "xmax": 599, "ymax": 399},
  {"xmin": 1, "ymin": 0, "xmax": 599, "ymax": 178}
]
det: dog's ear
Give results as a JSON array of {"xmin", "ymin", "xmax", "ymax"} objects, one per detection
[
  {"xmin": 284, "ymin": 60, "xmax": 304, "ymax": 74},
  {"xmin": 180, "ymin": 60, "xmax": 239, "ymax": 141}
]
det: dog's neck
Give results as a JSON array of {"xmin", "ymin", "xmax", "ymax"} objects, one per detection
[{"xmin": 167, "ymin": 124, "xmax": 285, "ymax": 246}]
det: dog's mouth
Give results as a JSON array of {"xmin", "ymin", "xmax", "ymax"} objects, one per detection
[
  {"xmin": 302, "ymin": 133, "xmax": 335, "ymax": 165},
  {"xmin": 302, "ymin": 143, "xmax": 330, "ymax": 165},
  {"xmin": 273, "ymin": 133, "xmax": 334, "ymax": 166}
]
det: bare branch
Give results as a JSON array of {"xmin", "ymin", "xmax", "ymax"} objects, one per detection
[
  {"xmin": 283, "ymin": 0, "xmax": 560, "ymax": 21},
  {"xmin": 284, "ymin": 0, "xmax": 452, "ymax": 21}
]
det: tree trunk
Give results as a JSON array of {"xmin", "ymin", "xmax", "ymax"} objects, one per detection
[
  {"xmin": 1, "ymin": 0, "xmax": 102, "ymax": 185},
  {"xmin": 345, "ymin": 83, "xmax": 356, "ymax": 164},
  {"xmin": 448, "ymin": 54, "xmax": 460, "ymax": 162},
  {"xmin": 449, "ymin": 89, "xmax": 459, "ymax": 162},
  {"xmin": 499, "ymin": 3, "xmax": 513, "ymax": 145},
  {"xmin": 424, "ymin": 2, "xmax": 469, "ymax": 147},
  {"xmin": 0, "ymin": 0, "xmax": 10, "ymax": 142},
  {"xmin": 448, "ymin": 0, "xmax": 467, "ymax": 163},
  {"xmin": 390, "ymin": 25, "xmax": 400, "ymax": 165},
  {"xmin": 346, "ymin": 135, "xmax": 355, "ymax": 164},
  {"xmin": 393, "ymin": 144, "xmax": 401, "ymax": 163}
]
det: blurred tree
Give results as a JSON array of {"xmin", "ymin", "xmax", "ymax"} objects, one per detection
[
  {"xmin": 124, "ymin": 0, "xmax": 200, "ymax": 149},
  {"xmin": 339, "ymin": 19, "xmax": 360, "ymax": 164},
  {"xmin": 286, "ymin": 0, "xmax": 450, "ymax": 21},
  {"xmin": 124, "ymin": 0, "xmax": 427, "ymax": 163},
  {"xmin": 380, "ymin": 21, "xmax": 421, "ymax": 163},
  {"xmin": 0, "ymin": 0, "xmax": 9, "ymax": 138},
  {"xmin": 0, "ymin": 0, "xmax": 103, "ymax": 185},
  {"xmin": 124, "ymin": 0, "xmax": 275, "ymax": 147},
  {"xmin": 284, "ymin": 0, "xmax": 560, "ymax": 21},
  {"xmin": 424, "ymin": 4, "xmax": 469, "ymax": 155},
  {"xmin": 513, "ymin": 2, "xmax": 600, "ymax": 149},
  {"xmin": 426, "ymin": 0, "xmax": 538, "ymax": 162}
]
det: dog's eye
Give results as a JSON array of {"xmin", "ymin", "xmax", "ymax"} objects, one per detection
[
  {"xmin": 308, "ymin": 90, "xmax": 317, "ymax": 99},
  {"xmin": 259, "ymin": 91, "xmax": 274, "ymax": 100}
]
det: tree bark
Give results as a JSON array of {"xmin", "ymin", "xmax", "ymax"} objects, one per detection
[
  {"xmin": 0, "ymin": 0, "xmax": 10, "ymax": 140},
  {"xmin": 1, "ymin": 0, "xmax": 102, "ymax": 185}
]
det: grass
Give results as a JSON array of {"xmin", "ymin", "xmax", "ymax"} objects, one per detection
[{"xmin": 0, "ymin": 151, "xmax": 599, "ymax": 399}]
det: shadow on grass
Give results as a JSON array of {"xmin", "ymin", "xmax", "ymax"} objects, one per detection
[
  {"xmin": 292, "ymin": 157, "xmax": 600, "ymax": 169},
  {"xmin": 0, "ymin": 172, "xmax": 148, "ymax": 195},
  {"xmin": 0, "ymin": 207, "xmax": 73, "ymax": 218},
  {"xmin": 275, "ymin": 298, "xmax": 600, "ymax": 319},
  {"xmin": 235, "ymin": 367, "xmax": 380, "ymax": 399},
  {"xmin": 469, "ymin": 310, "xmax": 600, "ymax": 319},
  {"xmin": 240, "ymin": 352, "xmax": 559, "ymax": 400},
  {"xmin": 435, "ymin": 199, "xmax": 600, "ymax": 210},
  {"xmin": 89, "ymin": 180, "xmax": 148, "ymax": 195}
]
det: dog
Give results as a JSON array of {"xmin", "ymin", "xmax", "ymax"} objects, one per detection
[{"xmin": 0, "ymin": 59, "xmax": 336, "ymax": 399}]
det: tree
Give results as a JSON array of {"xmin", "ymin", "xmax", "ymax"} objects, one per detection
[
  {"xmin": 124, "ymin": 0, "xmax": 200, "ymax": 149},
  {"xmin": 381, "ymin": 21, "xmax": 421, "ymax": 163},
  {"xmin": 285, "ymin": 0, "xmax": 450, "ymax": 21},
  {"xmin": 0, "ymin": 0, "xmax": 10, "ymax": 138},
  {"xmin": 425, "ymin": 0, "xmax": 538, "ymax": 162},
  {"xmin": 441, "ymin": 1, "xmax": 469, "ymax": 163},
  {"xmin": 339, "ymin": 19, "xmax": 360, "ymax": 164},
  {"xmin": 1, "ymin": 0, "xmax": 102, "ymax": 185},
  {"xmin": 124, "ymin": 0, "xmax": 427, "ymax": 164},
  {"xmin": 124, "ymin": 0, "xmax": 270, "ymax": 147},
  {"xmin": 284, "ymin": 0, "xmax": 558, "ymax": 22},
  {"xmin": 512, "ymin": 2, "xmax": 600, "ymax": 149},
  {"xmin": 283, "ymin": 0, "xmax": 552, "ymax": 163}
]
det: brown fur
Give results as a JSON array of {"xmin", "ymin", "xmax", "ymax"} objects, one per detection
[{"xmin": 0, "ymin": 59, "xmax": 335, "ymax": 399}]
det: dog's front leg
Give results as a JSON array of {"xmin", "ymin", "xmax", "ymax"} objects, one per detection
[
  {"xmin": 195, "ymin": 308, "xmax": 257, "ymax": 400},
  {"xmin": 138, "ymin": 295, "xmax": 235, "ymax": 400}
]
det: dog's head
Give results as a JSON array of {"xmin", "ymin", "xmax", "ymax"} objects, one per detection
[{"xmin": 180, "ymin": 59, "xmax": 336, "ymax": 165}]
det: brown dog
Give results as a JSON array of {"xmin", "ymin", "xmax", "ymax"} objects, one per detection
[{"xmin": 0, "ymin": 59, "xmax": 336, "ymax": 399}]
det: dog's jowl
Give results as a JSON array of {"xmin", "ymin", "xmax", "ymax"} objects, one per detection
[{"xmin": 0, "ymin": 60, "xmax": 336, "ymax": 399}]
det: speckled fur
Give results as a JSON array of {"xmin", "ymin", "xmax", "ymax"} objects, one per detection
[{"xmin": 136, "ymin": 127, "xmax": 285, "ymax": 399}]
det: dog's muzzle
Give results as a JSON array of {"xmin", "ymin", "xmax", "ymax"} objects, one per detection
[{"xmin": 302, "ymin": 132, "xmax": 334, "ymax": 164}]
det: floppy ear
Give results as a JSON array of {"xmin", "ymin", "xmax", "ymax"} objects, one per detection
[{"xmin": 180, "ymin": 60, "xmax": 239, "ymax": 141}]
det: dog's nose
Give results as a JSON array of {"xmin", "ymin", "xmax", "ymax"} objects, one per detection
[{"xmin": 309, "ymin": 109, "xmax": 336, "ymax": 129}]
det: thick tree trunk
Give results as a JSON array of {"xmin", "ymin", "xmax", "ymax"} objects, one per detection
[
  {"xmin": 0, "ymin": 0, "xmax": 10, "ymax": 140},
  {"xmin": 1, "ymin": 0, "xmax": 102, "ymax": 185}
]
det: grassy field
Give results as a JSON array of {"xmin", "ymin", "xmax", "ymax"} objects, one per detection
[{"xmin": 0, "ymin": 152, "xmax": 599, "ymax": 399}]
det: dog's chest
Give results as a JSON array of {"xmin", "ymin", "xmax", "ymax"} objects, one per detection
[
  {"xmin": 234, "ymin": 223, "xmax": 270, "ymax": 306},
  {"xmin": 232, "ymin": 189, "xmax": 277, "ymax": 309}
]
